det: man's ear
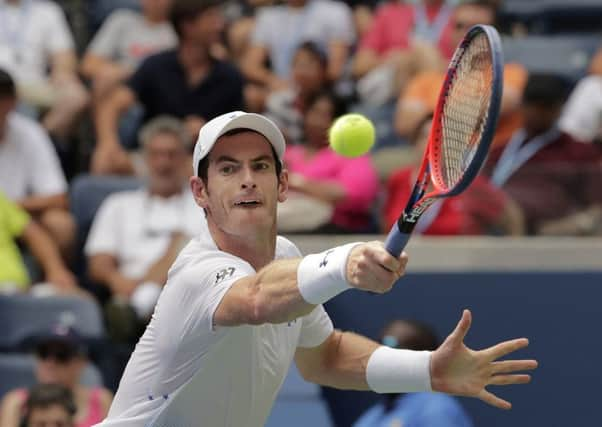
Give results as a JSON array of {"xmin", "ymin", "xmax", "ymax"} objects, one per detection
[
  {"xmin": 278, "ymin": 168, "xmax": 289, "ymax": 203},
  {"xmin": 190, "ymin": 176, "xmax": 209, "ymax": 208}
]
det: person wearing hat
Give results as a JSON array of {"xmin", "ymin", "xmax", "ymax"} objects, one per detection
[
  {"xmin": 0, "ymin": 325, "xmax": 113, "ymax": 427},
  {"xmin": 96, "ymin": 111, "xmax": 537, "ymax": 426}
]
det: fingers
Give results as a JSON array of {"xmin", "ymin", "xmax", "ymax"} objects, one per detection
[
  {"xmin": 365, "ymin": 242, "xmax": 407, "ymax": 274},
  {"xmin": 478, "ymin": 389, "xmax": 512, "ymax": 410},
  {"xmin": 449, "ymin": 309, "xmax": 472, "ymax": 342},
  {"xmin": 489, "ymin": 374, "xmax": 531, "ymax": 386},
  {"xmin": 491, "ymin": 360, "xmax": 538, "ymax": 374},
  {"xmin": 484, "ymin": 338, "xmax": 530, "ymax": 361}
]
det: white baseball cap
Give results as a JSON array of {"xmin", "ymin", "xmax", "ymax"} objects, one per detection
[{"xmin": 192, "ymin": 111, "xmax": 286, "ymax": 177}]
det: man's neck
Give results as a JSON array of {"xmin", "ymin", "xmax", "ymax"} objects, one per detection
[
  {"xmin": 207, "ymin": 220, "xmax": 277, "ymax": 271},
  {"xmin": 178, "ymin": 42, "xmax": 211, "ymax": 85}
]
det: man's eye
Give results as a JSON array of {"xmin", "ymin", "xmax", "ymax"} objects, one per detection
[
  {"xmin": 254, "ymin": 163, "xmax": 270, "ymax": 171},
  {"xmin": 220, "ymin": 165, "xmax": 235, "ymax": 174}
]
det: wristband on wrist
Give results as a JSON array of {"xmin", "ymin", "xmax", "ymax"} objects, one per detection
[
  {"xmin": 296, "ymin": 242, "xmax": 360, "ymax": 305},
  {"xmin": 366, "ymin": 346, "xmax": 433, "ymax": 393}
]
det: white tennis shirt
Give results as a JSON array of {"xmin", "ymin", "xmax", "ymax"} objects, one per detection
[{"xmin": 96, "ymin": 225, "xmax": 334, "ymax": 427}]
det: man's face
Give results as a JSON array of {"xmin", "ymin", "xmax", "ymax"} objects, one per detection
[
  {"xmin": 145, "ymin": 132, "xmax": 189, "ymax": 195},
  {"xmin": 27, "ymin": 405, "xmax": 73, "ymax": 427},
  {"xmin": 451, "ymin": 5, "xmax": 495, "ymax": 47},
  {"xmin": 185, "ymin": 6, "xmax": 224, "ymax": 47},
  {"xmin": 35, "ymin": 342, "xmax": 84, "ymax": 387},
  {"xmin": 292, "ymin": 49, "xmax": 326, "ymax": 95},
  {"xmin": 304, "ymin": 97, "xmax": 334, "ymax": 146},
  {"xmin": 191, "ymin": 131, "xmax": 287, "ymax": 238}
]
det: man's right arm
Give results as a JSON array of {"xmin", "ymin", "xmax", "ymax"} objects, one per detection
[
  {"xmin": 88, "ymin": 253, "xmax": 138, "ymax": 298},
  {"xmin": 214, "ymin": 241, "xmax": 407, "ymax": 327}
]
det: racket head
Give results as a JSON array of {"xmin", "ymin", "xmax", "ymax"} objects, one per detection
[{"xmin": 428, "ymin": 24, "xmax": 503, "ymax": 197}]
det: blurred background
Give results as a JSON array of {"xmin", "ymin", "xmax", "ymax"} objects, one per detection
[{"xmin": 0, "ymin": 0, "xmax": 601, "ymax": 426}]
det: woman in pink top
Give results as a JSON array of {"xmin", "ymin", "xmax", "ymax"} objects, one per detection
[
  {"xmin": 284, "ymin": 91, "xmax": 380, "ymax": 232},
  {"xmin": 0, "ymin": 326, "xmax": 113, "ymax": 427}
]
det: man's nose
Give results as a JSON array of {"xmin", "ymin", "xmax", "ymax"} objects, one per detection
[{"xmin": 240, "ymin": 166, "xmax": 257, "ymax": 189}]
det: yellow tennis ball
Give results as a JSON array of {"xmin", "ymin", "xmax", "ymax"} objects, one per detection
[{"xmin": 329, "ymin": 113, "xmax": 376, "ymax": 157}]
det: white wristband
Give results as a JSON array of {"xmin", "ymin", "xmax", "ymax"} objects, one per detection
[
  {"xmin": 297, "ymin": 242, "xmax": 360, "ymax": 305},
  {"xmin": 366, "ymin": 346, "xmax": 432, "ymax": 393}
]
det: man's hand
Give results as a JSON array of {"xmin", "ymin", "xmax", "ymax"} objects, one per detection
[
  {"xmin": 346, "ymin": 241, "xmax": 408, "ymax": 294},
  {"xmin": 431, "ymin": 310, "xmax": 538, "ymax": 410},
  {"xmin": 46, "ymin": 267, "xmax": 78, "ymax": 291}
]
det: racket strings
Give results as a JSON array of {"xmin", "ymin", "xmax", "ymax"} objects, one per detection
[{"xmin": 438, "ymin": 33, "xmax": 493, "ymax": 189}]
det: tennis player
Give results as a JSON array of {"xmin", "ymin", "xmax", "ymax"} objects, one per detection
[{"xmin": 95, "ymin": 112, "xmax": 537, "ymax": 427}]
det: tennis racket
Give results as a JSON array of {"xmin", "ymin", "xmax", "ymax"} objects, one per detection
[{"xmin": 385, "ymin": 24, "xmax": 504, "ymax": 257}]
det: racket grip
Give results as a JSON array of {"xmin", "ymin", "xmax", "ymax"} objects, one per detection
[{"xmin": 384, "ymin": 225, "xmax": 411, "ymax": 257}]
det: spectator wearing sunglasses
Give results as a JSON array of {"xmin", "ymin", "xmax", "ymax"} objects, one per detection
[
  {"xmin": 21, "ymin": 383, "xmax": 76, "ymax": 427},
  {"xmin": 0, "ymin": 325, "xmax": 113, "ymax": 427}
]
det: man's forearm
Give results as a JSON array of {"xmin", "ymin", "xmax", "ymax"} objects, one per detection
[
  {"xmin": 94, "ymin": 87, "xmax": 134, "ymax": 145},
  {"xmin": 19, "ymin": 193, "xmax": 68, "ymax": 214},
  {"xmin": 20, "ymin": 221, "xmax": 67, "ymax": 277}
]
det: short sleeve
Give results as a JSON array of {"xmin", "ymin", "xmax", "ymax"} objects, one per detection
[
  {"xmin": 358, "ymin": 7, "xmax": 387, "ymax": 53},
  {"xmin": 401, "ymin": 71, "xmax": 443, "ymax": 111},
  {"xmin": 86, "ymin": 10, "xmax": 129, "ymax": 58},
  {"xmin": 326, "ymin": 3, "xmax": 356, "ymax": 44},
  {"xmin": 175, "ymin": 255, "xmax": 256, "ymax": 335},
  {"xmin": 84, "ymin": 195, "xmax": 122, "ymax": 256},
  {"xmin": 45, "ymin": 3, "xmax": 75, "ymax": 53},
  {"xmin": 0, "ymin": 192, "xmax": 30, "ymax": 238},
  {"xmin": 297, "ymin": 305, "xmax": 333, "ymax": 348}
]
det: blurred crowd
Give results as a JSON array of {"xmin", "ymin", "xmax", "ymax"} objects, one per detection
[{"xmin": 0, "ymin": 0, "xmax": 601, "ymax": 425}]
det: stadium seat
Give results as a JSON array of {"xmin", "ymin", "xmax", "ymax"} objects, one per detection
[
  {"xmin": 265, "ymin": 365, "xmax": 333, "ymax": 427},
  {"xmin": 0, "ymin": 354, "xmax": 103, "ymax": 400},
  {"xmin": 502, "ymin": 35, "xmax": 600, "ymax": 83},
  {"xmin": 0, "ymin": 294, "xmax": 105, "ymax": 352},
  {"xmin": 499, "ymin": 0, "xmax": 602, "ymax": 33}
]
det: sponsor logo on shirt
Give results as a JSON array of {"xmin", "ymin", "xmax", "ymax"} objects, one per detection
[{"xmin": 215, "ymin": 267, "xmax": 235, "ymax": 284}]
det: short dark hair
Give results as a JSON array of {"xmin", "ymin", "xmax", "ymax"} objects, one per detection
[
  {"xmin": 305, "ymin": 90, "xmax": 348, "ymax": 119},
  {"xmin": 22, "ymin": 384, "xmax": 76, "ymax": 426},
  {"xmin": 0, "ymin": 68, "xmax": 16, "ymax": 99},
  {"xmin": 294, "ymin": 41, "xmax": 328, "ymax": 68},
  {"xmin": 382, "ymin": 319, "xmax": 439, "ymax": 352},
  {"xmin": 522, "ymin": 73, "xmax": 570, "ymax": 106},
  {"xmin": 169, "ymin": 0, "xmax": 222, "ymax": 38},
  {"xmin": 197, "ymin": 129, "xmax": 283, "ymax": 184}
]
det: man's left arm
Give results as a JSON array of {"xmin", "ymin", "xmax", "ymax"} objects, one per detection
[
  {"xmin": 295, "ymin": 310, "xmax": 538, "ymax": 410},
  {"xmin": 19, "ymin": 192, "xmax": 68, "ymax": 214}
]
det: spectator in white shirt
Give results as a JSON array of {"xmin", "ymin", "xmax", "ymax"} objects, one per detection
[
  {"xmin": 0, "ymin": 0, "xmax": 89, "ymax": 139},
  {"xmin": 85, "ymin": 116, "xmax": 206, "ymax": 340},
  {"xmin": 0, "ymin": 68, "xmax": 75, "ymax": 260},
  {"xmin": 81, "ymin": 0, "xmax": 177, "ymax": 101}
]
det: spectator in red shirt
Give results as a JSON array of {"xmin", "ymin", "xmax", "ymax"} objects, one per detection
[
  {"xmin": 382, "ymin": 116, "xmax": 524, "ymax": 235},
  {"xmin": 487, "ymin": 73, "xmax": 602, "ymax": 235}
]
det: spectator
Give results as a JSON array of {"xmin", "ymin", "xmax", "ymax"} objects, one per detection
[
  {"xmin": 558, "ymin": 74, "xmax": 602, "ymax": 144},
  {"xmin": 265, "ymin": 41, "xmax": 330, "ymax": 145},
  {"xmin": 85, "ymin": 117, "xmax": 206, "ymax": 342},
  {"xmin": 352, "ymin": 0, "xmax": 454, "ymax": 105},
  {"xmin": 241, "ymin": 0, "xmax": 355, "ymax": 111},
  {"xmin": 0, "ymin": 325, "xmax": 112, "ymax": 427},
  {"xmin": 352, "ymin": 319, "xmax": 474, "ymax": 427},
  {"xmin": 81, "ymin": 0, "xmax": 177, "ymax": 100},
  {"xmin": 0, "ymin": 69, "xmax": 76, "ymax": 259},
  {"xmin": 281, "ymin": 91, "xmax": 379, "ymax": 233},
  {"xmin": 383, "ymin": 116, "xmax": 524, "ymax": 235},
  {"xmin": 0, "ymin": 190, "xmax": 78, "ymax": 295},
  {"xmin": 394, "ymin": 0, "xmax": 527, "ymax": 147},
  {"xmin": 92, "ymin": 0, "xmax": 244, "ymax": 175},
  {"xmin": 486, "ymin": 73, "xmax": 602, "ymax": 235},
  {"xmin": 0, "ymin": 0, "xmax": 89, "ymax": 140},
  {"xmin": 21, "ymin": 384, "xmax": 76, "ymax": 427}
]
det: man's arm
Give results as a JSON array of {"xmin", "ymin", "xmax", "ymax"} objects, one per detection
[
  {"xmin": 296, "ymin": 310, "xmax": 538, "ymax": 410},
  {"xmin": 20, "ymin": 220, "xmax": 77, "ymax": 290},
  {"xmin": 50, "ymin": 50, "xmax": 79, "ymax": 81},
  {"xmin": 141, "ymin": 232, "xmax": 189, "ymax": 286},
  {"xmin": 19, "ymin": 193, "xmax": 68, "ymax": 215},
  {"xmin": 214, "ymin": 242, "xmax": 406, "ymax": 326},
  {"xmin": 88, "ymin": 253, "xmax": 138, "ymax": 298}
]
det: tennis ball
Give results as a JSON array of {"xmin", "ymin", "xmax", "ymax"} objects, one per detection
[{"xmin": 329, "ymin": 114, "xmax": 376, "ymax": 157}]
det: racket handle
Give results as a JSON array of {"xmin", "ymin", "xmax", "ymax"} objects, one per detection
[{"xmin": 384, "ymin": 225, "xmax": 411, "ymax": 257}]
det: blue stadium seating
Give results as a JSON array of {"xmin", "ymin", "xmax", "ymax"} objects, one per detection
[
  {"xmin": 502, "ymin": 35, "xmax": 600, "ymax": 83},
  {"xmin": 0, "ymin": 294, "xmax": 105, "ymax": 352}
]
